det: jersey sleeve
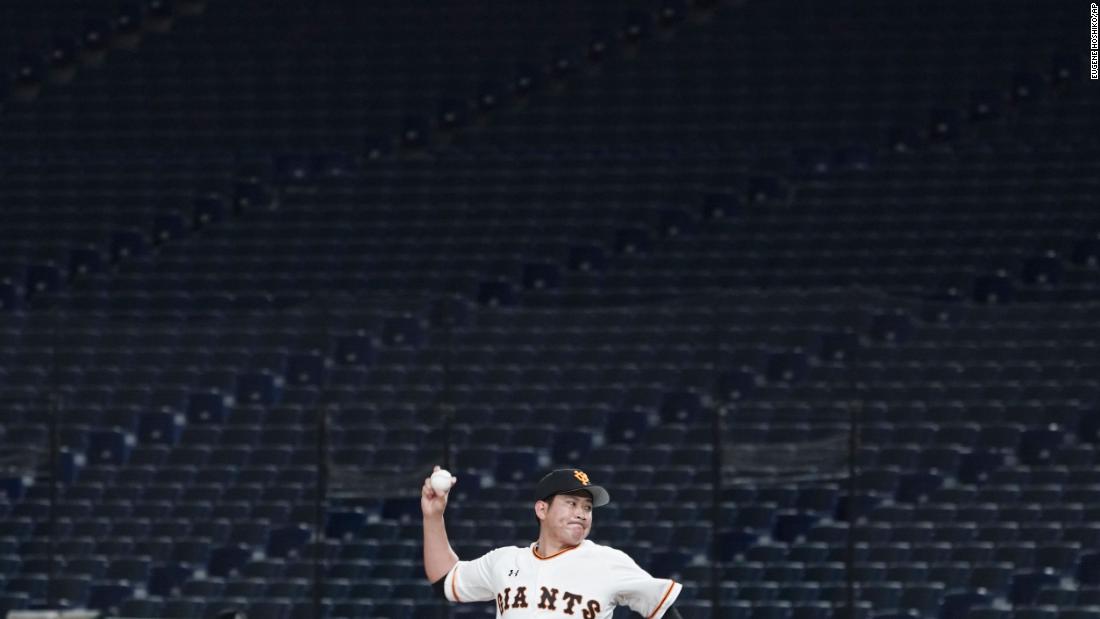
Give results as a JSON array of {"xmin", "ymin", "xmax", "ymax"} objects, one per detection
[
  {"xmin": 442, "ymin": 547, "xmax": 504, "ymax": 604},
  {"xmin": 609, "ymin": 549, "xmax": 683, "ymax": 619}
]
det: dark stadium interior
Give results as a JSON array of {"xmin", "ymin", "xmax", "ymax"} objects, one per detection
[{"xmin": 1, "ymin": 0, "xmax": 1098, "ymax": 618}]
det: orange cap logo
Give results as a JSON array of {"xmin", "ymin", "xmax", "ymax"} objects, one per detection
[{"xmin": 573, "ymin": 470, "xmax": 590, "ymax": 485}]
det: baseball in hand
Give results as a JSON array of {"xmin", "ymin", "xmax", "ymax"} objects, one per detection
[{"xmin": 431, "ymin": 469, "xmax": 454, "ymax": 494}]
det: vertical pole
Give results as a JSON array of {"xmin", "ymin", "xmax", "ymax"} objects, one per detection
[
  {"xmin": 844, "ymin": 399, "xmax": 861, "ymax": 619},
  {"xmin": 48, "ymin": 304, "xmax": 60, "ymax": 608},
  {"xmin": 709, "ymin": 301, "xmax": 724, "ymax": 618},
  {"xmin": 710, "ymin": 402, "xmax": 723, "ymax": 617},
  {"xmin": 48, "ymin": 393, "xmax": 60, "ymax": 608},
  {"xmin": 313, "ymin": 405, "xmax": 329, "ymax": 619}
]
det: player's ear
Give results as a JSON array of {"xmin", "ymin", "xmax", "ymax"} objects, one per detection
[{"xmin": 534, "ymin": 499, "xmax": 548, "ymax": 521}]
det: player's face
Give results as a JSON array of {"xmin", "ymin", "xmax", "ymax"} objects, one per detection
[{"xmin": 540, "ymin": 493, "xmax": 593, "ymax": 546}]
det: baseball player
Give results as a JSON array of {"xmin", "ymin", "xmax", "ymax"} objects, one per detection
[{"xmin": 422, "ymin": 466, "xmax": 685, "ymax": 618}]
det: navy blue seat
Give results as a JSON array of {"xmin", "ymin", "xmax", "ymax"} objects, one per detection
[
  {"xmin": 1078, "ymin": 587, "xmax": 1100, "ymax": 605},
  {"xmin": 774, "ymin": 511, "xmax": 820, "ymax": 543},
  {"xmin": 286, "ymin": 353, "xmax": 326, "ymax": 387},
  {"xmin": 236, "ymin": 371, "xmax": 281, "ymax": 406},
  {"xmin": 1035, "ymin": 587, "xmax": 1077, "ymax": 606},
  {"xmin": 660, "ymin": 390, "xmax": 704, "ymax": 423},
  {"xmin": 374, "ymin": 600, "xmax": 415, "ymax": 619},
  {"xmin": 180, "ymin": 578, "xmax": 226, "ymax": 598},
  {"xmin": 224, "ymin": 578, "xmax": 269, "ymax": 598},
  {"xmin": 1076, "ymin": 551, "xmax": 1100, "ymax": 584},
  {"xmin": 26, "ymin": 263, "xmax": 64, "ymax": 297},
  {"xmin": 248, "ymin": 600, "xmax": 292, "ymax": 619},
  {"xmin": 765, "ymin": 351, "xmax": 809, "ymax": 383},
  {"xmin": 790, "ymin": 605, "xmax": 830, "ymax": 619},
  {"xmin": 267, "ymin": 524, "xmax": 312, "ymax": 558},
  {"xmin": 87, "ymin": 430, "xmax": 130, "ymax": 465},
  {"xmin": 334, "ymin": 334, "xmax": 374, "ymax": 366},
  {"xmin": 85, "ymin": 582, "xmax": 132, "ymax": 613},
  {"xmin": 118, "ymin": 599, "xmax": 162, "ymax": 618},
  {"xmin": 137, "ymin": 410, "xmax": 181, "ymax": 444},
  {"xmin": 291, "ymin": 601, "xmax": 329, "ymax": 619},
  {"xmin": 939, "ymin": 591, "xmax": 992, "ymax": 619},
  {"xmin": 242, "ymin": 560, "xmax": 287, "ymax": 580},
  {"xmin": 895, "ymin": 471, "xmax": 943, "ymax": 503},
  {"xmin": 64, "ymin": 556, "xmax": 108, "ymax": 578},
  {"xmin": 332, "ymin": 601, "xmax": 376, "ymax": 618},
  {"xmin": 187, "ymin": 392, "xmax": 228, "ymax": 424},
  {"xmin": 716, "ymin": 369, "xmax": 758, "ymax": 400},
  {"xmin": 0, "ymin": 283, "xmax": 21, "ymax": 310},
  {"xmin": 383, "ymin": 316, "xmax": 425, "ymax": 347},
  {"xmin": 898, "ymin": 583, "xmax": 944, "ymax": 616},
  {"xmin": 1010, "ymin": 569, "xmax": 1061, "ymax": 605},
  {"xmin": 106, "ymin": 556, "xmax": 152, "ymax": 583},
  {"xmin": 957, "ymin": 451, "xmax": 1005, "ymax": 484},
  {"xmin": 606, "ymin": 410, "xmax": 653, "ymax": 443},
  {"xmin": 1073, "ymin": 237, "xmax": 1100, "ymax": 268},
  {"xmin": 748, "ymin": 602, "xmax": 788, "ymax": 619},
  {"xmin": 779, "ymin": 585, "xmax": 820, "ymax": 603},
  {"xmin": 209, "ymin": 544, "xmax": 253, "ymax": 577},
  {"xmin": 148, "ymin": 562, "xmax": 195, "ymax": 598},
  {"xmin": 1019, "ymin": 427, "xmax": 1066, "ymax": 465},
  {"xmin": 552, "ymin": 430, "xmax": 594, "ymax": 463}
]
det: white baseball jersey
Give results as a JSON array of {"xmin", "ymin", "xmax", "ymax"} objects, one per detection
[{"xmin": 443, "ymin": 540, "xmax": 682, "ymax": 618}]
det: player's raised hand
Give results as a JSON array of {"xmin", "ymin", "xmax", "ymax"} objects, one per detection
[{"xmin": 421, "ymin": 465, "xmax": 457, "ymax": 518}]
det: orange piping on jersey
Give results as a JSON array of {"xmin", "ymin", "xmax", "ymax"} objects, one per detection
[
  {"xmin": 646, "ymin": 581, "xmax": 677, "ymax": 619},
  {"xmin": 531, "ymin": 543, "xmax": 581, "ymax": 560},
  {"xmin": 450, "ymin": 564, "xmax": 462, "ymax": 602}
]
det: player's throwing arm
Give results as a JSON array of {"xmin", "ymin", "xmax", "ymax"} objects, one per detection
[{"xmin": 421, "ymin": 465, "xmax": 459, "ymax": 583}]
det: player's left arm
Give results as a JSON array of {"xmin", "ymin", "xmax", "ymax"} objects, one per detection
[{"xmin": 608, "ymin": 549, "xmax": 683, "ymax": 618}]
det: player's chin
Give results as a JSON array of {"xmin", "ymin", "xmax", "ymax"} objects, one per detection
[{"xmin": 563, "ymin": 525, "xmax": 587, "ymax": 544}]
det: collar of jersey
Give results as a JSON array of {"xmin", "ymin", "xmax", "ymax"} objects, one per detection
[{"xmin": 531, "ymin": 541, "xmax": 583, "ymax": 560}]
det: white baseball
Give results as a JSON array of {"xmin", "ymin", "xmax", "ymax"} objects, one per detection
[{"xmin": 431, "ymin": 469, "xmax": 454, "ymax": 494}]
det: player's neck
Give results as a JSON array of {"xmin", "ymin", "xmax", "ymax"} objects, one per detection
[{"xmin": 534, "ymin": 533, "xmax": 579, "ymax": 558}]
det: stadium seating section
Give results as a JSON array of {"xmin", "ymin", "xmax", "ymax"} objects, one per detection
[{"xmin": 1, "ymin": 0, "xmax": 1097, "ymax": 618}]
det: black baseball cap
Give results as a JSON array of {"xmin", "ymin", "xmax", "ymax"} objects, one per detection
[{"xmin": 534, "ymin": 469, "xmax": 610, "ymax": 507}]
